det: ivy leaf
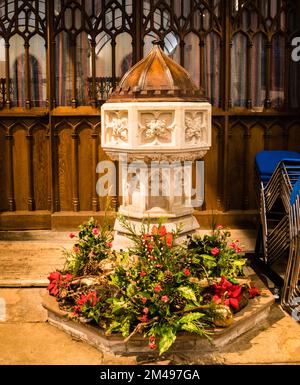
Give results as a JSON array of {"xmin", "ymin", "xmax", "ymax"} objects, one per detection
[
  {"xmin": 180, "ymin": 321, "xmax": 209, "ymax": 338},
  {"xmin": 106, "ymin": 320, "xmax": 121, "ymax": 335},
  {"xmin": 126, "ymin": 284, "xmax": 136, "ymax": 297},
  {"xmin": 180, "ymin": 322, "xmax": 200, "ymax": 334},
  {"xmin": 177, "ymin": 286, "xmax": 197, "ymax": 303},
  {"xmin": 178, "ymin": 312, "xmax": 205, "ymax": 324},
  {"xmin": 158, "ymin": 326, "xmax": 177, "ymax": 355},
  {"xmin": 200, "ymin": 254, "xmax": 216, "ymax": 261},
  {"xmin": 121, "ymin": 318, "xmax": 131, "ymax": 338}
]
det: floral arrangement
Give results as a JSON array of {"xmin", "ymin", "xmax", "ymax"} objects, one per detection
[{"xmin": 47, "ymin": 217, "xmax": 260, "ymax": 355}]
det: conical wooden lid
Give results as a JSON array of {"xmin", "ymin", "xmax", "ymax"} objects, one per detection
[{"xmin": 108, "ymin": 41, "xmax": 206, "ymax": 102}]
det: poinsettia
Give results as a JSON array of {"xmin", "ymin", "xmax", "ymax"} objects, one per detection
[
  {"xmin": 47, "ymin": 271, "xmax": 73, "ymax": 297},
  {"xmin": 212, "ymin": 276, "xmax": 260, "ymax": 311},
  {"xmin": 212, "ymin": 276, "xmax": 242, "ymax": 310},
  {"xmin": 249, "ymin": 286, "xmax": 260, "ymax": 299}
]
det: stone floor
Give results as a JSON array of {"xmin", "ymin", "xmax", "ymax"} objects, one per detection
[
  {"xmin": 0, "ymin": 229, "xmax": 300, "ymax": 365},
  {"xmin": 0, "ymin": 229, "xmax": 256, "ymax": 287},
  {"xmin": 0, "ymin": 288, "xmax": 300, "ymax": 365}
]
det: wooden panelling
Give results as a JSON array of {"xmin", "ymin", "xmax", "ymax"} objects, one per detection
[
  {"xmin": 247, "ymin": 123, "xmax": 265, "ymax": 209},
  {"xmin": 288, "ymin": 123, "xmax": 300, "ymax": 152},
  {"xmin": 203, "ymin": 123, "xmax": 222, "ymax": 210},
  {"xmin": 57, "ymin": 126, "xmax": 73, "ymax": 211},
  {"xmin": 32, "ymin": 127, "xmax": 49, "ymax": 210},
  {"xmin": 227, "ymin": 122, "xmax": 246, "ymax": 210},
  {"xmin": 268, "ymin": 123, "xmax": 285, "ymax": 150},
  {"xmin": 78, "ymin": 126, "xmax": 93, "ymax": 211},
  {"xmin": 12, "ymin": 127, "xmax": 29, "ymax": 211},
  {"xmin": 0, "ymin": 1, "xmax": 299, "ymax": 230},
  {"xmin": 0, "ymin": 125, "xmax": 8, "ymax": 211}
]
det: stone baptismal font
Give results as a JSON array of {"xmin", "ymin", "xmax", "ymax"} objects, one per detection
[{"xmin": 101, "ymin": 41, "xmax": 212, "ymax": 248}]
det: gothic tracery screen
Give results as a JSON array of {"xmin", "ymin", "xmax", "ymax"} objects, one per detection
[
  {"xmin": 0, "ymin": 0, "xmax": 299, "ymax": 109},
  {"xmin": 53, "ymin": 0, "xmax": 133, "ymax": 106},
  {"xmin": 0, "ymin": 0, "xmax": 47, "ymax": 108}
]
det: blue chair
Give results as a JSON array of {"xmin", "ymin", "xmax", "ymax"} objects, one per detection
[{"xmin": 255, "ymin": 151, "xmax": 300, "ymax": 265}]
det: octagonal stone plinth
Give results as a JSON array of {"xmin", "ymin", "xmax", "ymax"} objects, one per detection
[{"xmin": 42, "ymin": 268, "xmax": 274, "ymax": 357}]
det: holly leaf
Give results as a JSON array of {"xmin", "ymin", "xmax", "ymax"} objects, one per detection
[
  {"xmin": 177, "ymin": 286, "xmax": 197, "ymax": 303},
  {"xmin": 158, "ymin": 326, "xmax": 177, "ymax": 355},
  {"xmin": 178, "ymin": 312, "xmax": 205, "ymax": 324}
]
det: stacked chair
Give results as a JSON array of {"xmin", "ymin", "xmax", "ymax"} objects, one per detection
[
  {"xmin": 254, "ymin": 151, "xmax": 300, "ymax": 314},
  {"xmin": 281, "ymin": 178, "xmax": 300, "ymax": 316}
]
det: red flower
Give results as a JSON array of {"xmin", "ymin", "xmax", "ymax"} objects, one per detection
[
  {"xmin": 106, "ymin": 242, "xmax": 113, "ymax": 248},
  {"xmin": 147, "ymin": 244, "xmax": 154, "ymax": 252},
  {"xmin": 148, "ymin": 255, "xmax": 155, "ymax": 261},
  {"xmin": 154, "ymin": 284, "xmax": 162, "ymax": 293},
  {"xmin": 143, "ymin": 307, "xmax": 149, "ymax": 314},
  {"xmin": 86, "ymin": 291, "xmax": 97, "ymax": 306},
  {"xmin": 216, "ymin": 225, "xmax": 223, "ymax": 230},
  {"xmin": 69, "ymin": 233, "xmax": 76, "ymax": 239},
  {"xmin": 149, "ymin": 335, "xmax": 155, "ymax": 343},
  {"xmin": 212, "ymin": 295, "xmax": 222, "ymax": 304},
  {"xmin": 226, "ymin": 298, "xmax": 239, "ymax": 309},
  {"xmin": 183, "ymin": 268, "xmax": 190, "ymax": 277},
  {"xmin": 149, "ymin": 342, "xmax": 157, "ymax": 350},
  {"xmin": 212, "ymin": 277, "xmax": 243, "ymax": 310},
  {"xmin": 249, "ymin": 287, "xmax": 260, "ymax": 299},
  {"xmin": 161, "ymin": 295, "xmax": 169, "ymax": 303},
  {"xmin": 141, "ymin": 297, "xmax": 147, "ymax": 304},
  {"xmin": 138, "ymin": 314, "xmax": 149, "ymax": 323},
  {"xmin": 92, "ymin": 228, "xmax": 99, "ymax": 236},
  {"xmin": 211, "ymin": 247, "xmax": 220, "ymax": 256},
  {"xmin": 48, "ymin": 271, "xmax": 61, "ymax": 283},
  {"xmin": 143, "ymin": 234, "xmax": 152, "ymax": 242},
  {"xmin": 140, "ymin": 271, "xmax": 147, "ymax": 277},
  {"xmin": 155, "ymin": 264, "xmax": 163, "ymax": 269},
  {"xmin": 47, "ymin": 271, "xmax": 62, "ymax": 296},
  {"xmin": 229, "ymin": 242, "xmax": 243, "ymax": 253},
  {"xmin": 64, "ymin": 273, "xmax": 73, "ymax": 282},
  {"xmin": 159, "ymin": 225, "xmax": 167, "ymax": 237},
  {"xmin": 165, "ymin": 233, "xmax": 173, "ymax": 247}
]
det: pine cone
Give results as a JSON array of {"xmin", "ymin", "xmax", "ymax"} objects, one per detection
[
  {"xmin": 163, "ymin": 270, "xmax": 174, "ymax": 284},
  {"xmin": 172, "ymin": 294, "xmax": 187, "ymax": 310}
]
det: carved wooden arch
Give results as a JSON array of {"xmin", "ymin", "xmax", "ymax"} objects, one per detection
[
  {"xmin": 73, "ymin": 119, "xmax": 94, "ymax": 134},
  {"xmin": 230, "ymin": 119, "xmax": 249, "ymax": 133},
  {"xmin": 211, "ymin": 119, "xmax": 223, "ymax": 135},
  {"xmin": 54, "ymin": 0, "xmax": 134, "ymax": 38},
  {"xmin": 1, "ymin": 0, "xmax": 46, "ymax": 41},
  {"xmin": 231, "ymin": 30, "xmax": 252, "ymax": 45},
  {"xmin": 142, "ymin": 0, "xmax": 222, "ymax": 40},
  {"xmin": 231, "ymin": 1, "xmax": 267, "ymax": 33},
  {"xmin": 267, "ymin": 119, "xmax": 285, "ymax": 130},
  {"xmin": 8, "ymin": 121, "xmax": 29, "ymax": 135},
  {"xmin": 28, "ymin": 122, "xmax": 49, "ymax": 136},
  {"xmin": 53, "ymin": 119, "xmax": 74, "ymax": 135},
  {"xmin": 0, "ymin": 121, "xmax": 7, "ymax": 134}
]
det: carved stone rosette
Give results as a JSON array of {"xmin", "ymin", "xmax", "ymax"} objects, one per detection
[{"xmin": 101, "ymin": 101, "xmax": 212, "ymax": 249}]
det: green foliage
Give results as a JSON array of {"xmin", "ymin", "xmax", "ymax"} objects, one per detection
[
  {"xmin": 63, "ymin": 217, "xmax": 114, "ymax": 276},
  {"xmin": 186, "ymin": 226, "xmax": 247, "ymax": 279},
  {"xmin": 158, "ymin": 325, "xmax": 177, "ymax": 355},
  {"xmin": 48, "ymin": 217, "xmax": 254, "ymax": 355}
]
